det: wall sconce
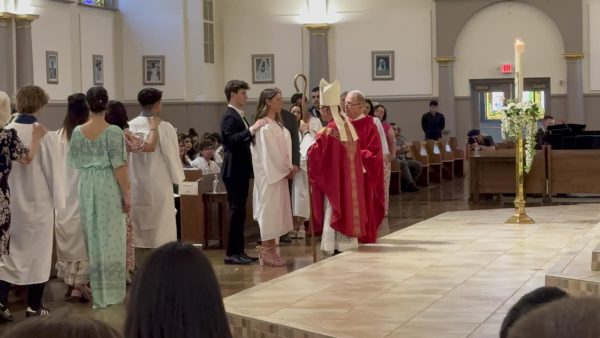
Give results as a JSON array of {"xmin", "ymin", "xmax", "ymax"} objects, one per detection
[{"xmin": 298, "ymin": 0, "xmax": 338, "ymax": 25}]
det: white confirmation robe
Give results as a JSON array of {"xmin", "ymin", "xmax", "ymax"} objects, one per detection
[
  {"xmin": 128, "ymin": 115, "xmax": 185, "ymax": 248},
  {"xmin": 0, "ymin": 121, "xmax": 65, "ymax": 285},
  {"xmin": 54, "ymin": 129, "xmax": 88, "ymax": 279},
  {"xmin": 251, "ymin": 118, "xmax": 294, "ymax": 241}
]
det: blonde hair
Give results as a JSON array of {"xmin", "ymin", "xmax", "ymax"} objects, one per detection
[{"xmin": 0, "ymin": 91, "xmax": 12, "ymax": 128}]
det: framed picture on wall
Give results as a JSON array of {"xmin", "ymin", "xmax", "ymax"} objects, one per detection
[
  {"xmin": 143, "ymin": 55, "xmax": 165, "ymax": 85},
  {"xmin": 252, "ymin": 54, "xmax": 274, "ymax": 84},
  {"xmin": 371, "ymin": 51, "xmax": 394, "ymax": 81},
  {"xmin": 46, "ymin": 51, "xmax": 59, "ymax": 84},
  {"xmin": 93, "ymin": 55, "xmax": 104, "ymax": 86}
]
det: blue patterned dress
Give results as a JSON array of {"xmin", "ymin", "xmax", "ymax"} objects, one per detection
[
  {"xmin": 0, "ymin": 129, "xmax": 28, "ymax": 257},
  {"xmin": 67, "ymin": 125, "xmax": 126, "ymax": 308}
]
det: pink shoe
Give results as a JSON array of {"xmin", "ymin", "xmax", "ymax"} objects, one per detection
[{"xmin": 259, "ymin": 247, "xmax": 286, "ymax": 267}]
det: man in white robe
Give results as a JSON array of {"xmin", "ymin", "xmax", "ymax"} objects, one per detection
[
  {"xmin": 128, "ymin": 88, "xmax": 184, "ymax": 267},
  {"xmin": 0, "ymin": 86, "xmax": 65, "ymax": 319}
]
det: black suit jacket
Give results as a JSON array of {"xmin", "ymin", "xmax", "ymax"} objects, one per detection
[
  {"xmin": 220, "ymin": 106, "xmax": 254, "ymax": 180},
  {"xmin": 280, "ymin": 109, "xmax": 300, "ymax": 167}
]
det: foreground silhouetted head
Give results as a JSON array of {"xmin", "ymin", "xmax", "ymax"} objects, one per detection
[{"xmin": 125, "ymin": 241, "xmax": 232, "ymax": 338}]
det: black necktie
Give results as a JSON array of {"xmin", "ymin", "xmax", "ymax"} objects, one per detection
[{"xmin": 242, "ymin": 116, "xmax": 250, "ymax": 129}]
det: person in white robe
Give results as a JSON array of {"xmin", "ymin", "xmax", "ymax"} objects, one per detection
[
  {"xmin": 190, "ymin": 139, "xmax": 220, "ymax": 174},
  {"xmin": 55, "ymin": 93, "xmax": 91, "ymax": 302},
  {"xmin": 128, "ymin": 88, "xmax": 184, "ymax": 268},
  {"xmin": 291, "ymin": 120, "xmax": 316, "ymax": 239},
  {"xmin": 251, "ymin": 88, "xmax": 294, "ymax": 267},
  {"xmin": 0, "ymin": 86, "xmax": 65, "ymax": 319}
]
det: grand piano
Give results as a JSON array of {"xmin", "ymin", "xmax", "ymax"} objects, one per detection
[{"xmin": 543, "ymin": 124, "xmax": 600, "ymax": 149}]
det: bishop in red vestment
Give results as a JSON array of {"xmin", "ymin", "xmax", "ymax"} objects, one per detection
[
  {"xmin": 344, "ymin": 90, "xmax": 385, "ymax": 243},
  {"xmin": 308, "ymin": 113, "xmax": 367, "ymax": 241}
]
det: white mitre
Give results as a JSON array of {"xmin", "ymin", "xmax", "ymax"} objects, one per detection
[{"xmin": 319, "ymin": 79, "xmax": 358, "ymax": 141}]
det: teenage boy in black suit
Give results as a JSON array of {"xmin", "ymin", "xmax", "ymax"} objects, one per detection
[{"xmin": 220, "ymin": 80, "xmax": 267, "ymax": 265}]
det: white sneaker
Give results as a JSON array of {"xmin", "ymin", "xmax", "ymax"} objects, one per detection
[
  {"xmin": 288, "ymin": 230, "xmax": 298, "ymax": 239},
  {"xmin": 297, "ymin": 227, "xmax": 306, "ymax": 239}
]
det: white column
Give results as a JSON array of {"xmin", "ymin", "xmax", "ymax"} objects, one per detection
[
  {"xmin": 304, "ymin": 24, "xmax": 330, "ymax": 90},
  {"xmin": 14, "ymin": 14, "xmax": 38, "ymax": 89},
  {"xmin": 0, "ymin": 12, "xmax": 14, "ymax": 97},
  {"xmin": 564, "ymin": 53, "xmax": 585, "ymax": 124},
  {"xmin": 435, "ymin": 56, "xmax": 456, "ymax": 137}
]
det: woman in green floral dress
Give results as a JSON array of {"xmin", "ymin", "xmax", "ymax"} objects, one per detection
[{"xmin": 67, "ymin": 87, "xmax": 129, "ymax": 308}]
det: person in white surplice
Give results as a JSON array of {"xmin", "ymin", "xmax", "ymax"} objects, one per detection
[
  {"xmin": 55, "ymin": 93, "xmax": 92, "ymax": 303},
  {"xmin": 128, "ymin": 88, "xmax": 185, "ymax": 268},
  {"xmin": 0, "ymin": 86, "xmax": 65, "ymax": 319},
  {"xmin": 251, "ymin": 88, "xmax": 294, "ymax": 267}
]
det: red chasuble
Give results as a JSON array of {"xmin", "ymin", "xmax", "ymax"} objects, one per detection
[
  {"xmin": 307, "ymin": 121, "xmax": 367, "ymax": 239},
  {"xmin": 350, "ymin": 115, "xmax": 385, "ymax": 243}
]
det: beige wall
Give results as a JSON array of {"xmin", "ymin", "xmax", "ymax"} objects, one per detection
[
  {"xmin": 453, "ymin": 1, "xmax": 566, "ymax": 96},
  {"xmin": 17, "ymin": 0, "xmax": 600, "ymax": 137},
  {"xmin": 29, "ymin": 0, "xmax": 117, "ymax": 100}
]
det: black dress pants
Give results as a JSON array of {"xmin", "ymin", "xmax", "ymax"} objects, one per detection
[
  {"xmin": 224, "ymin": 176, "xmax": 250, "ymax": 256},
  {"xmin": 0, "ymin": 280, "xmax": 45, "ymax": 310}
]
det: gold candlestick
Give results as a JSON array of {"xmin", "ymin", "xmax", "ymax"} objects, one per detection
[{"xmin": 506, "ymin": 132, "xmax": 534, "ymax": 224}]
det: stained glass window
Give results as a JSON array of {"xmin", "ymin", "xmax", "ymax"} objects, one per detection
[
  {"xmin": 80, "ymin": 0, "xmax": 105, "ymax": 7},
  {"xmin": 204, "ymin": 0, "xmax": 214, "ymax": 64}
]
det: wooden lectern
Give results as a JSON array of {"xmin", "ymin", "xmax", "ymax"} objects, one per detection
[{"xmin": 180, "ymin": 169, "xmax": 205, "ymax": 244}]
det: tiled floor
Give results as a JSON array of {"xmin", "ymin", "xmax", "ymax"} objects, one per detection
[
  {"xmin": 225, "ymin": 204, "xmax": 600, "ymax": 338},
  {"xmin": 0, "ymin": 177, "xmax": 596, "ymax": 337}
]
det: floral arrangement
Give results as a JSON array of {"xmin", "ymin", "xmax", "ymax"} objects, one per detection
[{"xmin": 498, "ymin": 100, "xmax": 541, "ymax": 173}]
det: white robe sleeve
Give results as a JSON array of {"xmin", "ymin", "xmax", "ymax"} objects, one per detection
[
  {"xmin": 41, "ymin": 132, "xmax": 66, "ymax": 209},
  {"xmin": 159, "ymin": 123, "xmax": 185, "ymax": 184},
  {"xmin": 255, "ymin": 125, "xmax": 291, "ymax": 185},
  {"xmin": 373, "ymin": 118, "xmax": 390, "ymax": 155}
]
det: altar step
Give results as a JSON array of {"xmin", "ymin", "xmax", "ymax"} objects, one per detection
[{"xmin": 546, "ymin": 221, "xmax": 600, "ymax": 296}]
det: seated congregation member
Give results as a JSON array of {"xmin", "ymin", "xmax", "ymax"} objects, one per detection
[
  {"xmin": 125, "ymin": 242, "xmax": 232, "ymax": 338},
  {"xmin": 106, "ymin": 100, "xmax": 161, "ymax": 275},
  {"xmin": 507, "ymin": 296, "xmax": 600, "ymax": 338},
  {"xmin": 535, "ymin": 115, "xmax": 555, "ymax": 149},
  {"xmin": 392, "ymin": 124, "xmax": 421, "ymax": 192},
  {"xmin": 67, "ymin": 87, "xmax": 129, "ymax": 308},
  {"xmin": 187, "ymin": 127, "xmax": 199, "ymax": 144},
  {"xmin": 345, "ymin": 90, "xmax": 385, "ymax": 243},
  {"xmin": 251, "ymin": 88, "xmax": 294, "ymax": 266},
  {"xmin": 178, "ymin": 134, "xmax": 193, "ymax": 168},
  {"xmin": 128, "ymin": 88, "xmax": 184, "ymax": 269},
  {"xmin": 182, "ymin": 133, "xmax": 197, "ymax": 161},
  {"xmin": 191, "ymin": 139, "xmax": 220, "ymax": 174},
  {"xmin": 308, "ymin": 79, "xmax": 367, "ymax": 255},
  {"xmin": 467, "ymin": 128, "xmax": 496, "ymax": 151},
  {"xmin": 6, "ymin": 316, "xmax": 122, "ymax": 338},
  {"xmin": 500, "ymin": 286, "xmax": 568, "ymax": 338},
  {"xmin": 55, "ymin": 93, "xmax": 92, "ymax": 303},
  {"xmin": 205, "ymin": 132, "xmax": 224, "ymax": 165},
  {"xmin": 0, "ymin": 86, "xmax": 63, "ymax": 319}
]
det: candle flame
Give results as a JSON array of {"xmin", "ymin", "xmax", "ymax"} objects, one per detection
[{"xmin": 515, "ymin": 39, "xmax": 525, "ymax": 53}]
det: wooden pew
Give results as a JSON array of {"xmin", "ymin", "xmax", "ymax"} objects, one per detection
[
  {"xmin": 469, "ymin": 148, "xmax": 546, "ymax": 202},
  {"xmin": 410, "ymin": 141, "xmax": 430, "ymax": 186},
  {"xmin": 547, "ymin": 148, "xmax": 600, "ymax": 197},
  {"xmin": 390, "ymin": 159, "xmax": 401, "ymax": 195},
  {"xmin": 449, "ymin": 137, "xmax": 464, "ymax": 177},
  {"xmin": 438, "ymin": 139, "xmax": 455, "ymax": 180},
  {"xmin": 424, "ymin": 141, "xmax": 443, "ymax": 183}
]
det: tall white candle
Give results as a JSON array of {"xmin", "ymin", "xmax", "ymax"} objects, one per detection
[{"xmin": 515, "ymin": 39, "xmax": 525, "ymax": 102}]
